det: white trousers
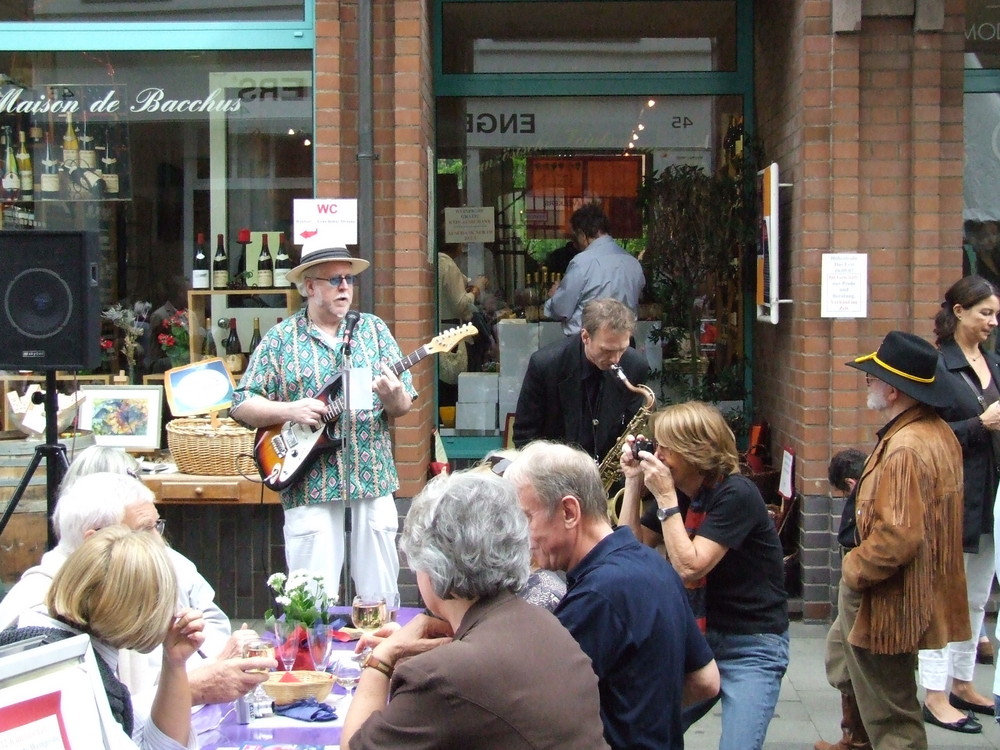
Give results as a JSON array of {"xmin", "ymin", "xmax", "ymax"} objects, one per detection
[
  {"xmin": 282, "ymin": 496, "xmax": 400, "ymax": 604},
  {"xmin": 918, "ymin": 533, "xmax": 994, "ymax": 689}
]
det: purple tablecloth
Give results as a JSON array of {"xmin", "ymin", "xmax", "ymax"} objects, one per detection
[{"xmin": 197, "ymin": 607, "xmax": 423, "ymax": 750}]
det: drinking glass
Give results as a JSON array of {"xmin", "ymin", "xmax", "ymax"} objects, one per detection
[
  {"xmin": 351, "ymin": 594, "xmax": 388, "ymax": 634},
  {"xmin": 306, "ymin": 622, "xmax": 334, "ymax": 673},
  {"xmin": 332, "ymin": 653, "xmax": 363, "ymax": 700},
  {"xmin": 378, "ymin": 591, "xmax": 401, "ymax": 622},
  {"xmin": 272, "ymin": 618, "xmax": 300, "ymax": 672},
  {"xmin": 241, "ymin": 638, "xmax": 275, "ymax": 673}
]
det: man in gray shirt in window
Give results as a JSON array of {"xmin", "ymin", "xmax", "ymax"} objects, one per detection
[{"xmin": 544, "ymin": 202, "xmax": 645, "ymax": 336}]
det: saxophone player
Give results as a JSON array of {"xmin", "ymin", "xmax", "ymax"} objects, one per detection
[{"xmin": 513, "ymin": 298, "xmax": 650, "ymax": 463}]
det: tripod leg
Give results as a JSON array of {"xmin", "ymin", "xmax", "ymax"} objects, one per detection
[{"xmin": 0, "ymin": 448, "xmax": 46, "ymax": 538}]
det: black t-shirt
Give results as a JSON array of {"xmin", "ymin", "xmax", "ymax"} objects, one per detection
[{"xmin": 642, "ymin": 473, "xmax": 788, "ymax": 635}]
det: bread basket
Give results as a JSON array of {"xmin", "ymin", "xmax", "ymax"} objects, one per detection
[
  {"xmin": 165, "ymin": 416, "xmax": 256, "ymax": 476},
  {"xmin": 261, "ymin": 670, "xmax": 334, "ymax": 705}
]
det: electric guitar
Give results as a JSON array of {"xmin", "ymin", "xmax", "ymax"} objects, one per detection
[{"xmin": 253, "ymin": 323, "xmax": 476, "ymax": 491}]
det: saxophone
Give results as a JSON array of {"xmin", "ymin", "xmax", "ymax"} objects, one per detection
[{"xmin": 598, "ymin": 364, "xmax": 657, "ymax": 524}]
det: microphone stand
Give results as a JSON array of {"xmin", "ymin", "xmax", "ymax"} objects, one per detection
[{"xmin": 340, "ymin": 342, "xmax": 354, "ymax": 606}]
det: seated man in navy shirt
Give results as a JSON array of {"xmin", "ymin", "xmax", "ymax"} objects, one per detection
[{"xmin": 505, "ymin": 441, "xmax": 719, "ymax": 750}]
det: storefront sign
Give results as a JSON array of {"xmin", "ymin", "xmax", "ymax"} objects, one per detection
[
  {"xmin": 444, "ymin": 206, "xmax": 495, "ymax": 243},
  {"xmin": 293, "ymin": 199, "xmax": 358, "ymax": 246}
]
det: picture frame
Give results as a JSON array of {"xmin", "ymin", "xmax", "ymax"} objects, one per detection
[{"xmin": 78, "ymin": 385, "xmax": 164, "ymax": 451}]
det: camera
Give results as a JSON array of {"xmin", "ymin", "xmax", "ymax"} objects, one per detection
[{"xmin": 632, "ymin": 437, "xmax": 655, "ymax": 460}]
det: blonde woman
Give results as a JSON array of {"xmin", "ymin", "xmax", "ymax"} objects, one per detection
[
  {"xmin": 13, "ymin": 526, "xmax": 204, "ymax": 750},
  {"xmin": 619, "ymin": 401, "xmax": 788, "ymax": 750}
]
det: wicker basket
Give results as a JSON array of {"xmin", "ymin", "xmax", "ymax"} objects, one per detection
[
  {"xmin": 262, "ymin": 670, "xmax": 334, "ymax": 705},
  {"xmin": 166, "ymin": 417, "xmax": 257, "ymax": 476}
]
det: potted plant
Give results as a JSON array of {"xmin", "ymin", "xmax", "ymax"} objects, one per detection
[{"xmin": 640, "ymin": 154, "xmax": 756, "ymax": 434}]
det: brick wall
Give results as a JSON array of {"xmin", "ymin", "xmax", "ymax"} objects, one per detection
[{"xmin": 753, "ymin": 1, "xmax": 966, "ymax": 620}]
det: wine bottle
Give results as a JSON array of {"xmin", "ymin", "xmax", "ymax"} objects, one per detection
[
  {"xmin": 201, "ymin": 317, "xmax": 217, "ymax": 359},
  {"xmin": 274, "ymin": 232, "xmax": 293, "ymax": 288},
  {"xmin": 192, "ymin": 232, "xmax": 210, "ymax": 290},
  {"xmin": 40, "ymin": 132, "xmax": 60, "ymax": 196},
  {"xmin": 16, "ymin": 130, "xmax": 32, "ymax": 199},
  {"xmin": 28, "ymin": 125, "xmax": 42, "ymax": 196},
  {"xmin": 62, "ymin": 111, "xmax": 79, "ymax": 165},
  {"xmin": 78, "ymin": 111, "xmax": 96, "ymax": 169},
  {"xmin": 1, "ymin": 128, "xmax": 20, "ymax": 202},
  {"xmin": 62, "ymin": 161, "xmax": 106, "ymax": 197},
  {"xmin": 248, "ymin": 317, "xmax": 262, "ymax": 354},
  {"xmin": 224, "ymin": 317, "xmax": 242, "ymax": 354},
  {"xmin": 101, "ymin": 127, "xmax": 119, "ymax": 196},
  {"xmin": 212, "ymin": 233, "xmax": 229, "ymax": 289},
  {"xmin": 256, "ymin": 234, "xmax": 273, "ymax": 288}
]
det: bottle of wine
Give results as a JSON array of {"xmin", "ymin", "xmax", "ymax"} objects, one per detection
[
  {"xmin": 249, "ymin": 317, "xmax": 262, "ymax": 354},
  {"xmin": 201, "ymin": 316, "xmax": 217, "ymax": 359},
  {"xmin": 224, "ymin": 317, "xmax": 242, "ymax": 354},
  {"xmin": 62, "ymin": 111, "xmax": 79, "ymax": 165},
  {"xmin": 1, "ymin": 128, "xmax": 20, "ymax": 202},
  {"xmin": 274, "ymin": 232, "xmax": 293, "ymax": 288},
  {"xmin": 28, "ymin": 125, "xmax": 42, "ymax": 196},
  {"xmin": 78, "ymin": 111, "xmax": 96, "ymax": 169},
  {"xmin": 256, "ymin": 234, "xmax": 274, "ymax": 288},
  {"xmin": 192, "ymin": 232, "xmax": 210, "ymax": 289},
  {"xmin": 100, "ymin": 128, "xmax": 119, "ymax": 196},
  {"xmin": 62, "ymin": 161, "xmax": 106, "ymax": 197},
  {"xmin": 16, "ymin": 130, "xmax": 32, "ymax": 200},
  {"xmin": 212, "ymin": 233, "xmax": 229, "ymax": 289},
  {"xmin": 40, "ymin": 132, "xmax": 60, "ymax": 196}
]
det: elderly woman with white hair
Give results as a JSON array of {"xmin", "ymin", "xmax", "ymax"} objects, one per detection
[{"xmin": 341, "ymin": 470, "xmax": 609, "ymax": 750}]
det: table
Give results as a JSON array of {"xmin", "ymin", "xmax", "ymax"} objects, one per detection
[{"xmin": 197, "ymin": 608, "xmax": 423, "ymax": 750}]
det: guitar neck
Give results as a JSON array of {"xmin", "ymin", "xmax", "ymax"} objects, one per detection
[{"xmin": 324, "ymin": 346, "xmax": 429, "ymax": 422}]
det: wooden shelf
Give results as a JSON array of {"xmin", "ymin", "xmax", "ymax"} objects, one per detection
[{"xmin": 186, "ymin": 288, "xmax": 301, "ymax": 363}]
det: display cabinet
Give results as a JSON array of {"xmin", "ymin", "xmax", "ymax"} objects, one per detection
[{"xmin": 187, "ymin": 288, "xmax": 301, "ymax": 363}]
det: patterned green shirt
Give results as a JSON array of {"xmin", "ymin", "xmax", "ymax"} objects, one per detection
[{"xmin": 233, "ymin": 309, "xmax": 417, "ymax": 510}]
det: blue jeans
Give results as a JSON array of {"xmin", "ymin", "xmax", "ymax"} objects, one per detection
[{"xmin": 683, "ymin": 629, "xmax": 790, "ymax": 750}]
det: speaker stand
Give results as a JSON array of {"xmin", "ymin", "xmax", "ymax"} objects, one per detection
[{"xmin": 0, "ymin": 371, "xmax": 70, "ymax": 548}]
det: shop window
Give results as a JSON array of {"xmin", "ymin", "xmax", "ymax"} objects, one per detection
[
  {"xmin": 0, "ymin": 50, "xmax": 312, "ymax": 376},
  {"xmin": 0, "ymin": 0, "xmax": 305, "ymax": 23},
  {"xmin": 441, "ymin": 0, "xmax": 737, "ymax": 74}
]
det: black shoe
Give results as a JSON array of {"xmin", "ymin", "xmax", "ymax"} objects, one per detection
[
  {"xmin": 922, "ymin": 704, "xmax": 983, "ymax": 734},
  {"xmin": 948, "ymin": 693, "xmax": 995, "ymax": 716}
]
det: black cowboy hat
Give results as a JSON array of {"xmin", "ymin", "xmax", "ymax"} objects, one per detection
[{"xmin": 846, "ymin": 330, "xmax": 950, "ymax": 408}]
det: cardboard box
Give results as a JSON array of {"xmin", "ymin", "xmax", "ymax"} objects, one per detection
[
  {"xmin": 457, "ymin": 372, "xmax": 499, "ymax": 403},
  {"xmin": 456, "ymin": 401, "xmax": 497, "ymax": 430}
]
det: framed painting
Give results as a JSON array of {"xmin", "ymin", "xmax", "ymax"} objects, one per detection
[{"xmin": 78, "ymin": 385, "xmax": 164, "ymax": 451}]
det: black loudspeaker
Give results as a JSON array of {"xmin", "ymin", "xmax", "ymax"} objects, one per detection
[{"xmin": 0, "ymin": 230, "xmax": 101, "ymax": 370}]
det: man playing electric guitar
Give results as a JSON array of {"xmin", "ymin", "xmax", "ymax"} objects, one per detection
[{"xmin": 231, "ymin": 240, "xmax": 415, "ymax": 602}]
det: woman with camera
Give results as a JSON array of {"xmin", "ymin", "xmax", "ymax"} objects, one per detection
[{"xmin": 618, "ymin": 401, "xmax": 789, "ymax": 750}]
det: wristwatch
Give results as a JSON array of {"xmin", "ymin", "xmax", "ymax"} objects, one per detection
[
  {"xmin": 362, "ymin": 651, "xmax": 394, "ymax": 678},
  {"xmin": 656, "ymin": 505, "xmax": 682, "ymax": 522}
]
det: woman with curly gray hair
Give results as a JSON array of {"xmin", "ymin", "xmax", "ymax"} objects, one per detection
[{"xmin": 341, "ymin": 470, "xmax": 609, "ymax": 750}]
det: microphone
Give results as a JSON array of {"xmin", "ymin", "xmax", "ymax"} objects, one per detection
[{"xmin": 343, "ymin": 310, "xmax": 361, "ymax": 355}]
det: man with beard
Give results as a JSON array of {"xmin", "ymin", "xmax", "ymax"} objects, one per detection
[{"xmin": 823, "ymin": 331, "xmax": 969, "ymax": 749}]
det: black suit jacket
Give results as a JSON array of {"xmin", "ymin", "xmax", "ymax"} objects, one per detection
[
  {"xmin": 513, "ymin": 335, "xmax": 651, "ymax": 461},
  {"xmin": 936, "ymin": 338, "xmax": 1000, "ymax": 552}
]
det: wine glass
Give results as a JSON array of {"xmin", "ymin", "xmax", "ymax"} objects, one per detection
[
  {"xmin": 332, "ymin": 653, "xmax": 363, "ymax": 701},
  {"xmin": 241, "ymin": 638, "xmax": 275, "ymax": 713},
  {"xmin": 378, "ymin": 591, "xmax": 401, "ymax": 622},
  {"xmin": 352, "ymin": 594, "xmax": 388, "ymax": 635},
  {"xmin": 272, "ymin": 618, "xmax": 300, "ymax": 672},
  {"xmin": 306, "ymin": 622, "xmax": 334, "ymax": 673}
]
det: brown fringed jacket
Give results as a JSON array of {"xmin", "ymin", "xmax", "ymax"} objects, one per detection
[{"xmin": 842, "ymin": 404, "xmax": 969, "ymax": 655}]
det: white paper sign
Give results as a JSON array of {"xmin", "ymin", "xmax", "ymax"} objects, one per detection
[
  {"xmin": 821, "ymin": 253, "xmax": 868, "ymax": 318},
  {"xmin": 293, "ymin": 199, "xmax": 359, "ymax": 246},
  {"xmin": 347, "ymin": 367, "xmax": 374, "ymax": 411},
  {"xmin": 444, "ymin": 207, "xmax": 495, "ymax": 244},
  {"xmin": 778, "ymin": 449, "xmax": 795, "ymax": 500}
]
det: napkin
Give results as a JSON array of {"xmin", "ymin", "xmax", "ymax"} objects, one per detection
[{"xmin": 273, "ymin": 697, "xmax": 337, "ymax": 722}]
